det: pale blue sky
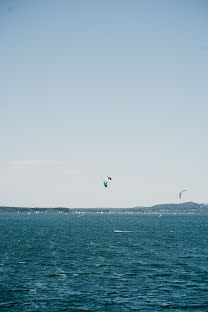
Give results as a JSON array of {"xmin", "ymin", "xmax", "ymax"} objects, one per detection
[{"xmin": 0, "ymin": 0, "xmax": 208, "ymax": 207}]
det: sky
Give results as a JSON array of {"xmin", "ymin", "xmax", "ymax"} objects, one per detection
[{"xmin": 0, "ymin": 0, "xmax": 208, "ymax": 208}]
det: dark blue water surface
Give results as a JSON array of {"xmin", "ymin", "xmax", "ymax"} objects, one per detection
[{"xmin": 0, "ymin": 213, "xmax": 207, "ymax": 311}]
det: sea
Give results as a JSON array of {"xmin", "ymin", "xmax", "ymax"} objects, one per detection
[{"xmin": 0, "ymin": 213, "xmax": 207, "ymax": 312}]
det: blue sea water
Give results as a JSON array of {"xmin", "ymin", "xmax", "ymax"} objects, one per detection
[{"xmin": 0, "ymin": 213, "xmax": 207, "ymax": 312}]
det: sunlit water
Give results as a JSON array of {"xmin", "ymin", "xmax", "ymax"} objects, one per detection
[{"xmin": 0, "ymin": 213, "xmax": 207, "ymax": 311}]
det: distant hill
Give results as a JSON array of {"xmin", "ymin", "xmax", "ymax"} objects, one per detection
[
  {"xmin": 132, "ymin": 202, "xmax": 208, "ymax": 214},
  {"xmin": 0, "ymin": 202, "xmax": 208, "ymax": 214}
]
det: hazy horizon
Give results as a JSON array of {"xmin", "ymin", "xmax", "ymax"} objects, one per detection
[{"xmin": 0, "ymin": 200, "xmax": 205, "ymax": 209}]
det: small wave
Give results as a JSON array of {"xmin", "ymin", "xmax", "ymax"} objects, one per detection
[
  {"xmin": 0, "ymin": 302, "xmax": 19, "ymax": 308},
  {"xmin": 18, "ymin": 262, "xmax": 26, "ymax": 264},
  {"xmin": 113, "ymin": 230, "xmax": 133, "ymax": 233},
  {"xmin": 95, "ymin": 263, "xmax": 108, "ymax": 267},
  {"xmin": 107, "ymin": 291, "xmax": 119, "ymax": 295},
  {"xmin": 45, "ymin": 273, "xmax": 67, "ymax": 278},
  {"xmin": 68, "ymin": 308, "xmax": 90, "ymax": 311}
]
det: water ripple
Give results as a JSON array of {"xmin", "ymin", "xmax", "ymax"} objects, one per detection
[{"xmin": 0, "ymin": 213, "xmax": 207, "ymax": 311}]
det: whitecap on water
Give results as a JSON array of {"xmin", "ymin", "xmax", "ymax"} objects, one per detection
[{"xmin": 113, "ymin": 230, "xmax": 133, "ymax": 233}]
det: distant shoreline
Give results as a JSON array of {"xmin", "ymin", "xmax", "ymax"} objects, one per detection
[{"xmin": 0, "ymin": 202, "xmax": 208, "ymax": 214}]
